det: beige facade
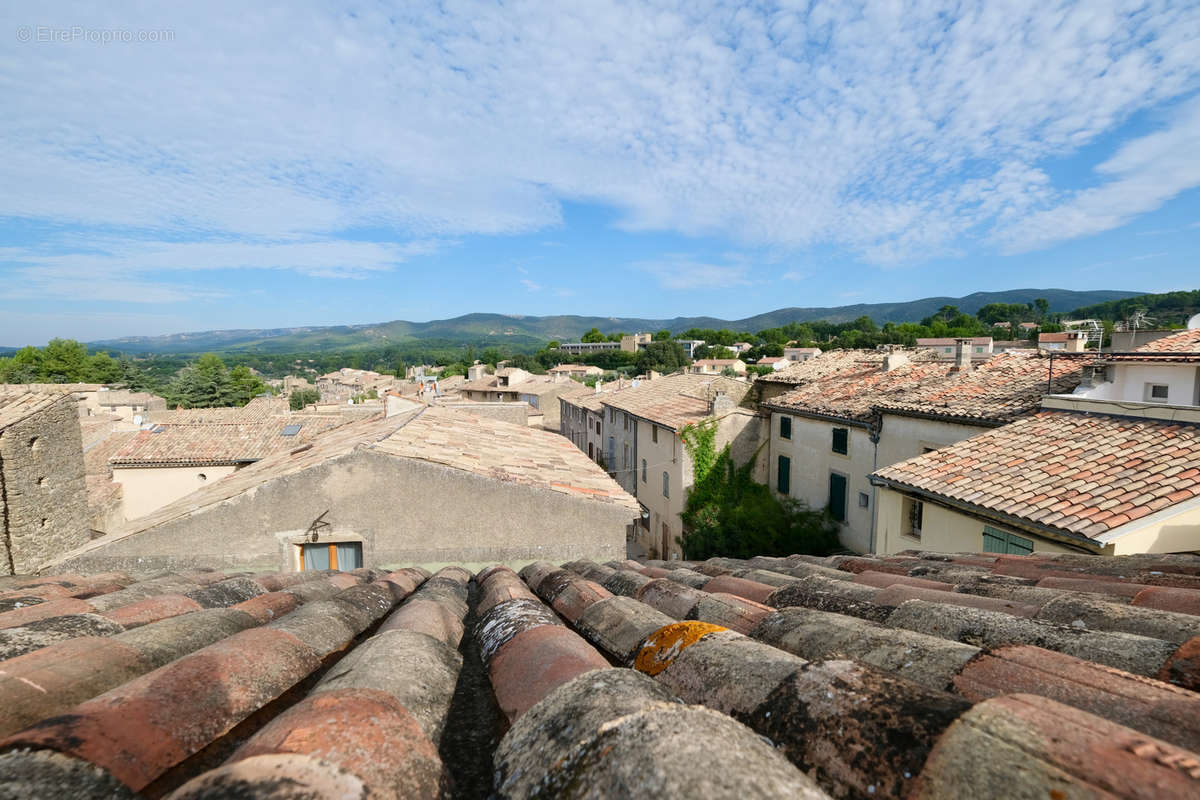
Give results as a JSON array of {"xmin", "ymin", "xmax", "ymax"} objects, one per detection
[
  {"xmin": 874, "ymin": 487, "xmax": 1084, "ymax": 556},
  {"xmin": 112, "ymin": 463, "xmax": 240, "ymax": 520},
  {"xmin": 630, "ymin": 409, "xmax": 767, "ymax": 561}
]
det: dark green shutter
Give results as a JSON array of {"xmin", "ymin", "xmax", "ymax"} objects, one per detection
[
  {"xmin": 983, "ymin": 526, "xmax": 1033, "ymax": 554},
  {"xmin": 832, "ymin": 428, "xmax": 848, "ymax": 454},
  {"xmin": 778, "ymin": 455, "xmax": 790, "ymax": 494},
  {"xmin": 829, "ymin": 473, "xmax": 847, "ymax": 521}
]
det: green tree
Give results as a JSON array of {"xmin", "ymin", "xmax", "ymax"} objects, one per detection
[
  {"xmin": 228, "ymin": 365, "xmax": 267, "ymax": 406},
  {"xmin": 581, "ymin": 327, "xmax": 607, "ymax": 343},
  {"xmin": 289, "ymin": 388, "xmax": 320, "ymax": 411},
  {"xmin": 41, "ymin": 338, "xmax": 89, "ymax": 381},
  {"xmin": 636, "ymin": 341, "xmax": 687, "ymax": 374},
  {"xmin": 678, "ymin": 423, "xmax": 839, "ymax": 559},
  {"xmin": 87, "ymin": 352, "xmax": 122, "ymax": 383},
  {"xmin": 653, "ymin": 329, "xmax": 672, "ymax": 341}
]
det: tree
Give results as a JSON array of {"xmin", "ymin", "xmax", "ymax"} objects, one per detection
[
  {"xmin": 228, "ymin": 365, "xmax": 266, "ymax": 406},
  {"xmin": 87, "ymin": 352, "xmax": 122, "ymax": 383},
  {"xmin": 636, "ymin": 341, "xmax": 687, "ymax": 374},
  {"xmin": 580, "ymin": 327, "xmax": 607, "ymax": 343},
  {"xmin": 41, "ymin": 338, "xmax": 89, "ymax": 381},
  {"xmin": 1034, "ymin": 297, "xmax": 1050, "ymax": 321},
  {"xmin": 289, "ymin": 388, "xmax": 320, "ymax": 411},
  {"xmin": 653, "ymin": 329, "xmax": 672, "ymax": 341},
  {"xmin": 678, "ymin": 424, "xmax": 839, "ymax": 559}
]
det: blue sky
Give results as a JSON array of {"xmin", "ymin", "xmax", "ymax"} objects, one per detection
[{"xmin": 2, "ymin": 1, "xmax": 1199, "ymax": 346}]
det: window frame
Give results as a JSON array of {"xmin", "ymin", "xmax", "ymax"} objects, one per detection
[
  {"xmin": 831, "ymin": 427, "xmax": 849, "ymax": 455},
  {"xmin": 779, "ymin": 415, "xmax": 792, "ymax": 440},
  {"xmin": 902, "ymin": 496, "xmax": 923, "ymax": 539},
  {"xmin": 1144, "ymin": 383, "xmax": 1170, "ymax": 403},
  {"xmin": 663, "ymin": 470, "xmax": 670, "ymax": 498},
  {"xmin": 828, "ymin": 472, "xmax": 848, "ymax": 522}
]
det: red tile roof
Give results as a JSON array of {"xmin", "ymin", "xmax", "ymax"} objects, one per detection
[
  {"xmin": 109, "ymin": 416, "xmax": 352, "ymax": 466},
  {"xmin": 873, "ymin": 410, "xmax": 1200, "ymax": 539},
  {"xmin": 600, "ymin": 373, "xmax": 750, "ymax": 430},
  {"xmin": 1134, "ymin": 327, "xmax": 1200, "ymax": 353}
]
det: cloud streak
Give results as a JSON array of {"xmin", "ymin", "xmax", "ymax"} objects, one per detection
[{"xmin": 0, "ymin": 0, "xmax": 1197, "ymax": 287}]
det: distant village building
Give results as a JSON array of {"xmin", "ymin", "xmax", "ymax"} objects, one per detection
[
  {"xmin": 548, "ymin": 364, "xmax": 604, "ymax": 379},
  {"xmin": 0, "ymin": 392, "xmax": 89, "ymax": 574},
  {"xmin": 689, "ymin": 358, "xmax": 747, "ymax": 375},
  {"xmin": 96, "ymin": 389, "xmax": 168, "ymax": 429},
  {"xmin": 676, "ymin": 339, "xmax": 706, "ymax": 359},
  {"xmin": 57, "ymin": 406, "xmax": 638, "ymax": 573},
  {"xmin": 756, "ymin": 356, "xmax": 787, "ymax": 371},
  {"xmin": 783, "ymin": 346, "xmax": 821, "ymax": 362},
  {"xmin": 915, "ymin": 337, "xmax": 994, "ymax": 360},
  {"xmin": 1038, "ymin": 331, "xmax": 1089, "ymax": 352},
  {"xmin": 558, "ymin": 332, "xmax": 653, "ymax": 355},
  {"xmin": 458, "ymin": 368, "xmax": 586, "ymax": 430}
]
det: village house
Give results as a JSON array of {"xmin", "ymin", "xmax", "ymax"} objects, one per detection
[
  {"xmin": 1038, "ymin": 331, "xmax": 1089, "ymax": 352},
  {"xmin": 763, "ymin": 343, "xmax": 1083, "ymax": 552},
  {"xmin": 915, "ymin": 337, "xmax": 994, "ymax": 360},
  {"xmin": 108, "ymin": 414, "xmax": 352, "ymax": 521},
  {"xmin": 457, "ymin": 367, "xmax": 583, "ymax": 430},
  {"xmin": 95, "ymin": 389, "xmax": 167, "ymax": 429},
  {"xmin": 0, "ymin": 391, "xmax": 89, "ymax": 574},
  {"xmin": 871, "ymin": 327, "xmax": 1200, "ymax": 556},
  {"xmin": 598, "ymin": 373, "xmax": 765, "ymax": 560},
  {"xmin": 676, "ymin": 338, "xmax": 706, "ymax": 358},
  {"xmin": 783, "ymin": 346, "xmax": 821, "ymax": 362},
  {"xmin": 756, "ymin": 356, "xmax": 787, "ymax": 371},
  {"xmin": 548, "ymin": 363, "xmax": 604, "ymax": 379},
  {"xmin": 558, "ymin": 332, "xmax": 653, "ymax": 355},
  {"xmin": 689, "ymin": 358, "xmax": 747, "ymax": 375},
  {"xmin": 316, "ymin": 368, "xmax": 396, "ymax": 402},
  {"xmin": 60, "ymin": 406, "xmax": 638, "ymax": 573}
]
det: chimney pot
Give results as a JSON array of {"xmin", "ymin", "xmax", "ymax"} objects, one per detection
[{"xmin": 953, "ymin": 338, "xmax": 973, "ymax": 371}]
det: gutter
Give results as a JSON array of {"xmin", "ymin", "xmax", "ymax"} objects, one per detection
[
  {"xmin": 1091, "ymin": 493, "xmax": 1200, "ymax": 545},
  {"xmin": 867, "ymin": 475, "xmax": 1102, "ymax": 553}
]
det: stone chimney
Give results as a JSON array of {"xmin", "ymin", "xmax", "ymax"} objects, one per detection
[
  {"xmin": 710, "ymin": 390, "xmax": 735, "ymax": 416},
  {"xmin": 952, "ymin": 338, "xmax": 973, "ymax": 371},
  {"xmin": 881, "ymin": 347, "xmax": 908, "ymax": 372}
]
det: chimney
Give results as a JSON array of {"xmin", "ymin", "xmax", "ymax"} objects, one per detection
[
  {"xmin": 1065, "ymin": 331, "xmax": 1087, "ymax": 353},
  {"xmin": 710, "ymin": 390, "xmax": 735, "ymax": 416},
  {"xmin": 952, "ymin": 338, "xmax": 973, "ymax": 371},
  {"xmin": 595, "ymin": 379, "xmax": 602, "ymax": 394},
  {"xmin": 881, "ymin": 347, "xmax": 908, "ymax": 372}
]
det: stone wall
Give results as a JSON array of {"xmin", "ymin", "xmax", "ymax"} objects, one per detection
[
  {"xmin": 1, "ymin": 395, "xmax": 89, "ymax": 574},
  {"xmin": 56, "ymin": 448, "xmax": 634, "ymax": 574}
]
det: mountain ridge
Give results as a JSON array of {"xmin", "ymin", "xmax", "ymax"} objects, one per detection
[{"xmin": 78, "ymin": 288, "xmax": 1142, "ymax": 354}]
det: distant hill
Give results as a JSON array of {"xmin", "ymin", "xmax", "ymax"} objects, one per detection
[{"xmin": 86, "ymin": 288, "xmax": 1143, "ymax": 355}]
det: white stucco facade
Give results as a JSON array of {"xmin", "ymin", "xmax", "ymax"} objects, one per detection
[{"xmin": 112, "ymin": 464, "xmax": 239, "ymax": 520}]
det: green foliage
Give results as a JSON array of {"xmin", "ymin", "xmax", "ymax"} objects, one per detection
[
  {"xmin": 677, "ymin": 433, "xmax": 840, "ymax": 560},
  {"xmin": 289, "ymin": 388, "xmax": 320, "ymax": 410},
  {"xmin": 1070, "ymin": 289, "xmax": 1200, "ymax": 327},
  {"xmin": 580, "ymin": 327, "xmax": 608, "ymax": 343},
  {"xmin": 505, "ymin": 353, "xmax": 547, "ymax": 374},
  {"xmin": 0, "ymin": 339, "xmax": 130, "ymax": 384},
  {"xmin": 164, "ymin": 353, "xmax": 267, "ymax": 408},
  {"xmin": 653, "ymin": 329, "xmax": 672, "ymax": 341},
  {"xmin": 636, "ymin": 341, "xmax": 688, "ymax": 374}
]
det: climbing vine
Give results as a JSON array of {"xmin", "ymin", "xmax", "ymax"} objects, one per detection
[{"xmin": 677, "ymin": 425, "xmax": 839, "ymax": 560}]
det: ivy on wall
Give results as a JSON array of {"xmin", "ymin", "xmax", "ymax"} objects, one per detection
[{"xmin": 678, "ymin": 421, "xmax": 840, "ymax": 560}]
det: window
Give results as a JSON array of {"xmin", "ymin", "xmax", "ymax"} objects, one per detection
[
  {"xmin": 832, "ymin": 427, "xmax": 848, "ymax": 455},
  {"xmin": 974, "ymin": 346, "xmax": 984, "ymax": 354},
  {"xmin": 652, "ymin": 425, "xmax": 658, "ymax": 444},
  {"xmin": 595, "ymin": 420, "xmax": 601, "ymax": 435},
  {"xmin": 623, "ymin": 443, "xmax": 629, "ymax": 470},
  {"xmin": 663, "ymin": 471, "xmax": 670, "ymax": 498},
  {"xmin": 609, "ymin": 409, "xmax": 615, "ymax": 423},
  {"xmin": 943, "ymin": 347, "xmax": 952, "ymax": 354},
  {"xmin": 828, "ymin": 472, "xmax": 847, "ymax": 522},
  {"xmin": 858, "ymin": 492, "xmax": 870, "ymax": 508},
  {"xmin": 280, "ymin": 424, "xmax": 302, "ymax": 436},
  {"xmin": 982, "ymin": 526, "xmax": 1033, "ymax": 555},
  {"xmin": 299, "ymin": 541, "xmax": 363, "ymax": 571},
  {"xmin": 641, "ymin": 459, "xmax": 647, "ymax": 482},
  {"xmin": 1144, "ymin": 383, "xmax": 1169, "ymax": 403},
  {"xmin": 780, "ymin": 416, "xmax": 792, "ymax": 440},
  {"xmin": 902, "ymin": 497, "xmax": 923, "ymax": 539},
  {"xmin": 777, "ymin": 455, "xmax": 791, "ymax": 494},
  {"xmin": 607, "ymin": 436, "xmax": 614, "ymax": 469}
]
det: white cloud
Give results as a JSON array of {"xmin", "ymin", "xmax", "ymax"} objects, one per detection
[
  {"xmin": 0, "ymin": 0, "xmax": 1198, "ymax": 272},
  {"xmin": 520, "ymin": 278, "xmax": 543, "ymax": 292},
  {"xmin": 781, "ymin": 270, "xmax": 811, "ymax": 282},
  {"xmin": 636, "ymin": 255, "xmax": 752, "ymax": 290}
]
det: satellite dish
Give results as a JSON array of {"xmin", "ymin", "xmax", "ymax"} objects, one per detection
[
  {"xmin": 1188, "ymin": 313, "xmax": 1200, "ymax": 330},
  {"xmin": 132, "ymin": 414, "xmax": 143, "ymax": 426}
]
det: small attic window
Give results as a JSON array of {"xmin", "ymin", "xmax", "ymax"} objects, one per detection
[{"xmin": 280, "ymin": 424, "xmax": 303, "ymax": 436}]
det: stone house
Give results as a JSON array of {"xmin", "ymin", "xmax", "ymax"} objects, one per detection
[
  {"xmin": 783, "ymin": 346, "xmax": 821, "ymax": 362},
  {"xmin": 599, "ymin": 373, "xmax": 766, "ymax": 560},
  {"xmin": 0, "ymin": 392, "xmax": 89, "ymax": 574},
  {"xmin": 915, "ymin": 337, "xmax": 994, "ymax": 360},
  {"xmin": 458, "ymin": 370, "xmax": 584, "ymax": 431},
  {"xmin": 548, "ymin": 364, "xmax": 604, "ymax": 379},
  {"xmin": 96, "ymin": 389, "xmax": 167, "ymax": 429},
  {"xmin": 57, "ymin": 406, "xmax": 637, "ymax": 573}
]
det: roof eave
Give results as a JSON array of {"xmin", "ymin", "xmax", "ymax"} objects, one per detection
[{"xmin": 868, "ymin": 476, "xmax": 1104, "ymax": 553}]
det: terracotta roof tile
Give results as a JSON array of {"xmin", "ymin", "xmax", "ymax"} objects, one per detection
[
  {"xmin": 599, "ymin": 372, "xmax": 751, "ymax": 430},
  {"xmin": 873, "ymin": 410, "xmax": 1200, "ymax": 540}
]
